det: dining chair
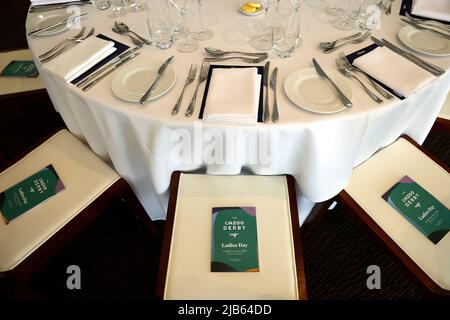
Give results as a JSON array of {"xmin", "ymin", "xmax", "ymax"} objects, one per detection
[
  {"xmin": 0, "ymin": 49, "xmax": 44, "ymax": 97},
  {"xmin": 0, "ymin": 128, "xmax": 156, "ymax": 296},
  {"xmin": 156, "ymin": 172, "xmax": 307, "ymax": 300},
  {"xmin": 338, "ymin": 135, "xmax": 450, "ymax": 298}
]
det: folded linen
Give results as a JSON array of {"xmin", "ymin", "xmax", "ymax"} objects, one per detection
[
  {"xmin": 203, "ymin": 67, "xmax": 261, "ymax": 125},
  {"xmin": 45, "ymin": 36, "xmax": 116, "ymax": 83},
  {"xmin": 411, "ymin": 0, "xmax": 450, "ymax": 23},
  {"xmin": 352, "ymin": 46, "xmax": 437, "ymax": 97}
]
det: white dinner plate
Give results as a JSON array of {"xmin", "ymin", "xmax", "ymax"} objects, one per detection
[
  {"xmin": 284, "ymin": 68, "xmax": 353, "ymax": 114},
  {"xmin": 398, "ymin": 25, "xmax": 450, "ymax": 57},
  {"xmin": 28, "ymin": 12, "xmax": 75, "ymax": 36},
  {"xmin": 111, "ymin": 60, "xmax": 176, "ymax": 103}
]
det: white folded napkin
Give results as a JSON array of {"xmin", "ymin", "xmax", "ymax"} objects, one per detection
[
  {"xmin": 352, "ymin": 46, "xmax": 437, "ymax": 97},
  {"xmin": 203, "ymin": 68, "xmax": 261, "ymax": 125},
  {"xmin": 31, "ymin": 0, "xmax": 82, "ymax": 5},
  {"xmin": 45, "ymin": 36, "xmax": 116, "ymax": 83},
  {"xmin": 412, "ymin": 0, "xmax": 450, "ymax": 23}
]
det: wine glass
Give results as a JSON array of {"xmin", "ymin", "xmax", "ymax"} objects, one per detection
[
  {"xmin": 105, "ymin": 0, "xmax": 127, "ymax": 18},
  {"xmin": 191, "ymin": 0, "xmax": 213, "ymax": 41},
  {"xmin": 290, "ymin": 0, "xmax": 303, "ymax": 48},
  {"xmin": 124, "ymin": 0, "xmax": 147, "ymax": 12},
  {"xmin": 330, "ymin": 0, "xmax": 359, "ymax": 31},
  {"xmin": 169, "ymin": 0, "xmax": 199, "ymax": 52},
  {"xmin": 249, "ymin": 0, "xmax": 277, "ymax": 51}
]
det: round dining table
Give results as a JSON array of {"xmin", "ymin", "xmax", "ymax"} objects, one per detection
[{"xmin": 26, "ymin": 0, "xmax": 450, "ymax": 224}]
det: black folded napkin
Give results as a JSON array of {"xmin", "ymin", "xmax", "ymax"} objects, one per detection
[{"xmin": 70, "ymin": 34, "xmax": 130, "ymax": 85}]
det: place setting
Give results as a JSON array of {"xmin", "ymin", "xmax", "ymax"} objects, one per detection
[{"xmin": 397, "ymin": 0, "xmax": 450, "ymax": 57}]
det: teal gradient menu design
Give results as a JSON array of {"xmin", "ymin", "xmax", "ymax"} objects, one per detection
[
  {"xmin": 0, "ymin": 165, "xmax": 65, "ymax": 224},
  {"xmin": 382, "ymin": 176, "xmax": 450, "ymax": 244},
  {"xmin": 211, "ymin": 207, "xmax": 259, "ymax": 272},
  {"xmin": 0, "ymin": 60, "xmax": 39, "ymax": 77}
]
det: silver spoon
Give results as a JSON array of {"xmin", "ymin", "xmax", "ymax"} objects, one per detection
[
  {"xmin": 112, "ymin": 26, "xmax": 144, "ymax": 46},
  {"xmin": 114, "ymin": 21, "xmax": 152, "ymax": 45},
  {"xmin": 204, "ymin": 54, "xmax": 268, "ymax": 63},
  {"xmin": 204, "ymin": 47, "xmax": 266, "ymax": 57},
  {"xmin": 319, "ymin": 32, "xmax": 362, "ymax": 50},
  {"xmin": 323, "ymin": 32, "xmax": 371, "ymax": 54}
]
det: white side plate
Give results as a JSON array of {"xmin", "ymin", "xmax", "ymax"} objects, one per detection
[
  {"xmin": 284, "ymin": 68, "xmax": 353, "ymax": 114},
  {"xmin": 398, "ymin": 25, "xmax": 450, "ymax": 56},
  {"xmin": 111, "ymin": 60, "xmax": 176, "ymax": 103},
  {"xmin": 29, "ymin": 12, "xmax": 74, "ymax": 36}
]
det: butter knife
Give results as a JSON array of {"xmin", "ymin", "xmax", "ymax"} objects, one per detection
[
  {"xmin": 263, "ymin": 61, "xmax": 270, "ymax": 122},
  {"xmin": 401, "ymin": 18, "xmax": 450, "ymax": 40},
  {"xmin": 76, "ymin": 45, "xmax": 142, "ymax": 87},
  {"xmin": 28, "ymin": 13, "xmax": 88, "ymax": 36},
  {"xmin": 312, "ymin": 58, "xmax": 352, "ymax": 109},
  {"xmin": 139, "ymin": 56, "xmax": 174, "ymax": 105},
  {"xmin": 82, "ymin": 52, "xmax": 140, "ymax": 91},
  {"xmin": 270, "ymin": 67, "xmax": 279, "ymax": 123},
  {"xmin": 371, "ymin": 37, "xmax": 445, "ymax": 76},
  {"xmin": 29, "ymin": 2, "xmax": 90, "ymax": 13}
]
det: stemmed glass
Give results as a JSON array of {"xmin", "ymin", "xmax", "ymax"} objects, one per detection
[
  {"xmin": 330, "ymin": 0, "xmax": 357, "ymax": 31},
  {"xmin": 249, "ymin": 0, "xmax": 277, "ymax": 51},
  {"xmin": 108, "ymin": 0, "xmax": 128, "ymax": 18},
  {"xmin": 291, "ymin": 0, "xmax": 303, "ymax": 48},
  {"xmin": 124, "ymin": 0, "xmax": 148, "ymax": 12},
  {"xmin": 191, "ymin": 0, "xmax": 213, "ymax": 41},
  {"xmin": 169, "ymin": 0, "xmax": 199, "ymax": 52}
]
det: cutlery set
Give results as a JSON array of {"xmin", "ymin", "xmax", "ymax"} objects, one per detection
[{"xmin": 31, "ymin": 1, "xmax": 448, "ymax": 117}]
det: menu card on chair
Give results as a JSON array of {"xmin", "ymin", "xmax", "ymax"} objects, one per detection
[
  {"xmin": 382, "ymin": 175, "xmax": 450, "ymax": 244},
  {"xmin": 0, "ymin": 165, "xmax": 65, "ymax": 224},
  {"xmin": 211, "ymin": 207, "xmax": 259, "ymax": 272}
]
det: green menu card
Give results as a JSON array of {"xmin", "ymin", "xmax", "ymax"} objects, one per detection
[
  {"xmin": 0, "ymin": 60, "xmax": 39, "ymax": 78},
  {"xmin": 0, "ymin": 165, "xmax": 65, "ymax": 224},
  {"xmin": 211, "ymin": 207, "xmax": 259, "ymax": 272},
  {"xmin": 382, "ymin": 175, "xmax": 450, "ymax": 244}
]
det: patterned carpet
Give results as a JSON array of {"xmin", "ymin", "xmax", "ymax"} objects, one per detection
[{"xmin": 15, "ymin": 130, "xmax": 450, "ymax": 300}]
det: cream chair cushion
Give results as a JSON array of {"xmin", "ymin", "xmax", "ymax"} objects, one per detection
[
  {"xmin": 0, "ymin": 49, "xmax": 44, "ymax": 96},
  {"xmin": 164, "ymin": 174, "xmax": 299, "ymax": 300},
  {"xmin": 345, "ymin": 138, "xmax": 450, "ymax": 290},
  {"xmin": 0, "ymin": 129, "xmax": 119, "ymax": 272}
]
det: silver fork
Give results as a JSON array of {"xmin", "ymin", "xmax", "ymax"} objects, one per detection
[
  {"xmin": 39, "ymin": 26, "xmax": 86, "ymax": 59},
  {"xmin": 323, "ymin": 32, "xmax": 371, "ymax": 54},
  {"xmin": 41, "ymin": 27, "xmax": 95, "ymax": 63},
  {"xmin": 338, "ymin": 52, "xmax": 394, "ymax": 100},
  {"xmin": 172, "ymin": 64, "xmax": 197, "ymax": 115},
  {"xmin": 385, "ymin": 0, "xmax": 394, "ymax": 15},
  {"xmin": 185, "ymin": 62, "xmax": 209, "ymax": 117},
  {"xmin": 336, "ymin": 58, "xmax": 383, "ymax": 103}
]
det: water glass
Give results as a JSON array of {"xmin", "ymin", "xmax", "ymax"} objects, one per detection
[
  {"xmin": 147, "ymin": 0, "xmax": 175, "ymax": 49},
  {"xmin": 272, "ymin": 7, "xmax": 300, "ymax": 58},
  {"xmin": 91, "ymin": 0, "xmax": 112, "ymax": 10}
]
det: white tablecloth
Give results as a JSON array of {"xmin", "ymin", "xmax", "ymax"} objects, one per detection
[{"xmin": 26, "ymin": 0, "xmax": 450, "ymax": 224}]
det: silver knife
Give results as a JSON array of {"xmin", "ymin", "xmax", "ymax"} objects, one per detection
[
  {"xmin": 371, "ymin": 37, "xmax": 445, "ymax": 76},
  {"xmin": 312, "ymin": 58, "xmax": 352, "ymax": 109},
  {"xmin": 28, "ymin": 13, "xmax": 88, "ymax": 36},
  {"xmin": 401, "ymin": 18, "xmax": 450, "ymax": 40},
  {"xmin": 82, "ymin": 52, "xmax": 140, "ymax": 91},
  {"xmin": 263, "ymin": 61, "xmax": 270, "ymax": 122},
  {"xmin": 29, "ymin": 2, "xmax": 90, "ymax": 13},
  {"xmin": 270, "ymin": 67, "xmax": 279, "ymax": 123},
  {"xmin": 76, "ymin": 45, "xmax": 142, "ymax": 87},
  {"xmin": 139, "ymin": 56, "xmax": 174, "ymax": 105}
]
